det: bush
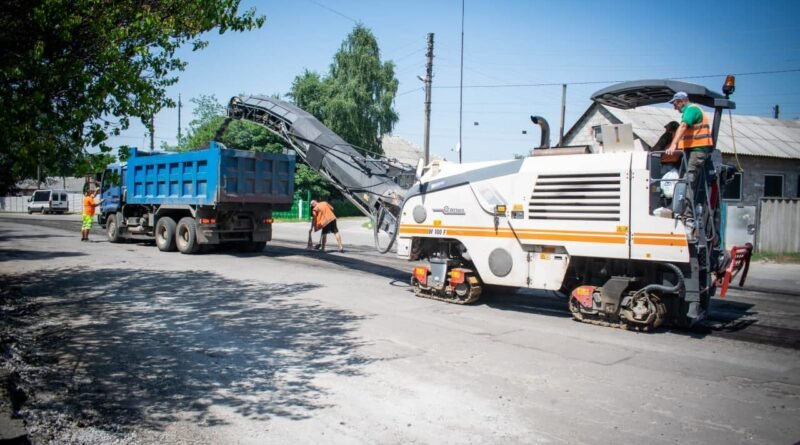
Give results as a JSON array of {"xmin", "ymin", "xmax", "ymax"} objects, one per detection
[{"xmin": 330, "ymin": 199, "xmax": 365, "ymax": 217}]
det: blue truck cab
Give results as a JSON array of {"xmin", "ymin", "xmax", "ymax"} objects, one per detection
[{"xmin": 98, "ymin": 142, "xmax": 295, "ymax": 253}]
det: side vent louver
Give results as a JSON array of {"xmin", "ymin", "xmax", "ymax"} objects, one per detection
[{"xmin": 529, "ymin": 173, "xmax": 621, "ymax": 221}]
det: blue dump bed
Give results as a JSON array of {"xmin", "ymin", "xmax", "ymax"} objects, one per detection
[{"xmin": 125, "ymin": 142, "xmax": 295, "ymax": 206}]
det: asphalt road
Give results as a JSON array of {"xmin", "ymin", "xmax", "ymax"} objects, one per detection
[{"xmin": 1, "ymin": 214, "xmax": 799, "ymax": 444}]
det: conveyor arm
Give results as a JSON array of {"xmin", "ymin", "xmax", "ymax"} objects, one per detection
[{"xmin": 222, "ymin": 95, "xmax": 413, "ymax": 251}]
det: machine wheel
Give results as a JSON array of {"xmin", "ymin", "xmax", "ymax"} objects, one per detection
[
  {"xmin": 620, "ymin": 292, "xmax": 667, "ymax": 331},
  {"xmin": 106, "ymin": 215, "xmax": 122, "ymax": 243},
  {"xmin": 568, "ymin": 296, "xmax": 586, "ymax": 322},
  {"xmin": 155, "ymin": 217, "xmax": 177, "ymax": 252},
  {"xmin": 176, "ymin": 217, "xmax": 200, "ymax": 254}
]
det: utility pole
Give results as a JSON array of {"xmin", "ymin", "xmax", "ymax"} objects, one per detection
[
  {"xmin": 149, "ymin": 115, "xmax": 155, "ymax": 152},
  {"xmin": 773, "ymin": 104, "xmax": 780, "ymax": 119},
  {"xmin": 177, "ymin": 94, "xmax": 182, "ymax": 144},
  {"xmin": 558, "ymin": 84, "xmax": 567, "ymax": 147},
  {"xmin": 458, "ymin": 0, "xmax": 465, "ymax": 164},
  {"xmin": 422, "ymin": 33, "xmax": 434, "ymax": 165}
]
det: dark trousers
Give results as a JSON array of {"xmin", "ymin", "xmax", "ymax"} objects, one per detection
[{"xmin": 684, "ymin": 149, "xmax": 710, "ymax": 219}]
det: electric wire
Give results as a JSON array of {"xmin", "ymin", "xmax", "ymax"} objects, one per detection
[{"xmin": 407, "ymin": 68, "xmax": 800, "ymax": 90}]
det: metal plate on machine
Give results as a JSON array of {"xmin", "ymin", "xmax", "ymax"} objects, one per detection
[{"xmin": 724, "ymin": 205, "xmax": 755, "ymax": 249}]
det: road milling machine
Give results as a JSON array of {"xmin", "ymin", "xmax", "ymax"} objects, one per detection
[{"xmin": 223, "ymin": 78, "xmax": 750, "ymax": 331}]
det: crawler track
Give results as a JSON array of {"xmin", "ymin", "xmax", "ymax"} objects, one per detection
[{"xmin": 412, "ymin": 285, "xmax": 482, "ymax": 305}]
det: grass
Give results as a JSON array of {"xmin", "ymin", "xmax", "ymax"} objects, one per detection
[{"xmin": 752, "ymin": 251, "xmax": 800, "ymax": 264}]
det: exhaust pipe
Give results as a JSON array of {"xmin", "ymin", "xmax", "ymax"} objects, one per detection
[{"xmin": 530, "ymin": 116, "xmax": 550, "ymax": 149}]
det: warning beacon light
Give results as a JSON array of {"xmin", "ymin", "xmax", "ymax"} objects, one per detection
[{"xmin": 723, "ymin": 75, "xmax": 736, "ymax": 97}]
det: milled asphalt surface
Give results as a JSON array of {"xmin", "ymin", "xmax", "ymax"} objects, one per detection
[{"xmin": 1, "ymin": 212, "xmax": 799, "ymax": 444}]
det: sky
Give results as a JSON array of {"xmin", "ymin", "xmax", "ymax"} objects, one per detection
[{"xmin": 105, "ymin": 0, "xmax": 800, "ymax": 163}]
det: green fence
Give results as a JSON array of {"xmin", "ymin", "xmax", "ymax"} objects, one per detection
[
  {"xmin": 274, "ymin": 195, "xmax": 311, "ymax": 221},
  {"xmin": 272, "ymin": 192, "xmax": 367, "ymax": 221}
]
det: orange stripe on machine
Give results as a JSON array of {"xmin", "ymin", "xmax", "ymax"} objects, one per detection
[{"xmin": 399, "ymin": 224, "xmax": 627, "ymax": 244}]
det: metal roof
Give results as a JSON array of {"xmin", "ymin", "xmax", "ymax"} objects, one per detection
[
  {"xmin": 381, "ymin": 135, "xmax": 424, "ymax": 165},
  {"xmin": 602, "ymin": 105, "xmax": 800, "ymax": 160}
]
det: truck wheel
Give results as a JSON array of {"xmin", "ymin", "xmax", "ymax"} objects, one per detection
[
  {"xmin": 176, "ymin": 217, "xmax": 200, "ymax": 254},
  {"xmin": 155, "ymin": 217, "xmax": 177, "ymax": 252},
  {"xmin": 250, "ymin": 241, "xmax": 267, "ymax": 253},
  {"xmin": 107, "ymin": 215, "xmax": 122, "ymax": 243}
]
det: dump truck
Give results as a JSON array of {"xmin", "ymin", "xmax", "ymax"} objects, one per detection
[{"xmin": 97, "ymin": 142, "xmax": 295, "ymax": 253}]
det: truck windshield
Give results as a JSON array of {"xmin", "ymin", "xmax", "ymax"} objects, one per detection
[{"xmin": 101, "ymin": 169, "xmax": 121, "ymax": 192}]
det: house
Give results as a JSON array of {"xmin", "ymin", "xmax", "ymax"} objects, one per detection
[
  {"xmin": 381, "ymin": 135, "xmax": 425, "ymax": 166},
  {"xmin": 562, "ymin": 104, "xmax": 800, "ymax": 206},
  {"xmin": 13, "ymin": 177, "xmax": 87, "ymax": 196}
]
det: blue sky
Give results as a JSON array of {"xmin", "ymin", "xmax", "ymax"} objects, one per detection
[{"xmin": 106, "ymin": 0, "xmax": 800, "ymax": 163}]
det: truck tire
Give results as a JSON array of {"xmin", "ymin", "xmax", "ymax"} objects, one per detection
[
  {"xmin": 106, "ymin": 215, "xmax": 122, "ymax": 243},
  {"xmin": 250, "ymin": 241, "xmax": 267, "ymax": 253},
  {"xmin": 155, "ymin": 217, "xmax": 177, "ymax": 252},
  {"xmin": 176, "ymin": 217, "xmax": 200, "ymax": 254}
]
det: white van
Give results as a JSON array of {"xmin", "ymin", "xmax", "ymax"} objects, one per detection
[{"xmin": 27, "ymin": 190, "xmax": 69, "ymax": 214}]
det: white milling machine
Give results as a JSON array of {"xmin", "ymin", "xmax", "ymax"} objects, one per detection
[
  {"xmin": 399, "ymin": 78, "xmax": 750, "ymax": 330},
  {"xmin": 226, "ymin": 78, "xmax": 751, "ymax": 331}
]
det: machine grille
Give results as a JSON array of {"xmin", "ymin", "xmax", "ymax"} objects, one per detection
[{"xmin": 528, "ymin": 173, "xmax": 621, "ymax": 221}]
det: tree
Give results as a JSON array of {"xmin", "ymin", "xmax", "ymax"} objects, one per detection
[
  {"xmin": 0, "ymin": 0, "xmax": 264, "ymax": 194},
  {"xmin": 72, "ymin": 153, "xmax": 118, "ymax": 177},
  {"xmin": 289, "ymin": 25, "xmax": 399, "ymax": 156}
]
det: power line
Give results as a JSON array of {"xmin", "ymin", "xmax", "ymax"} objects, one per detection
[
  {"xmin": 392, "ymin": 47, "xmax": 426, "ymax": 63},
  {"xmin": 305, "ymin": 0, "xmax": 358, "ymax": 23},
  {"xmin": 396, "ymin": 87, "xmax": 422, "ymax": 97},
  {"xmin": 429, "ymin": 68, "xmax": 800, "ymax": 90}
]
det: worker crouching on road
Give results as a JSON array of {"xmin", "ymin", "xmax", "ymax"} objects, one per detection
[
  {"xmin": 308, "ymin": 200, "xmax": 344, "ymax": 253},
  {"xmin": 81, "ymin": 189, "xmax": 105, "ymax": 242}
]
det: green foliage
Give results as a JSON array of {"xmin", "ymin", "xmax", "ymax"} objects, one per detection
[
  {"xmin": 329, "ymin": 199, "xmax": 365, "ymax": 218},
  {"xmin": 73, "ymin": 153, "xmax": 118, "ymax": 177},
  {"xmin": 289, "ymin": 25, "xmax": 399, "ymax": 156},
  {"xmin": 295, "ymin": 164, "xmax": 332, "ymax": 200},
  {"xmin": 169, "ymin": 94, "xmax": 285, "ymax": 152},
  {"xmin": 0, "ymin": 0, "xmax": 265, "ymax": 194}
]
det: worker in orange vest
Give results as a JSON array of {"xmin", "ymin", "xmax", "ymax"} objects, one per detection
[
  {"xmin": 665, "ymin": 91, "xmax": 714, "ymax": 226},
  {"xmin": 308, "ymin": 200, "xmax": 344, "ymax": 253},
  {"xmin": 81, "ymin": 188, "xmax": 105, "ymax": 241}
]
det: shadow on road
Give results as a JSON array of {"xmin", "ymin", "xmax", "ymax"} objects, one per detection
[
  {"xmin": 0, "ymin": 248, "xmax": 87, "ymax": 262},
  {"xmin": 0, "ymin": 232, "xmax": 73, "ymax": 242},
  {"xmin": 249, "ymin": 243, "xmax": 410, "ymax": 283},
  {"xmin": 0, "ymin": 267, "xmax": 371, "ymax": 433}
]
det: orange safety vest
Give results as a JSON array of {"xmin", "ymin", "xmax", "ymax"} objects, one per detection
[
  {"xmin": 312, "ymin": 201, "xmax": 336, "ymax": 231},
  {"xmin": 662, "ymin": 104, "xmax": 713, "ymax": 163},
  {"xmin": 678, "ymin": 104, "xmax": 713, "ymax": 149},
  {"xmin": 82, "ymin": 195, "xmax": 97, "ymax": 216}
]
